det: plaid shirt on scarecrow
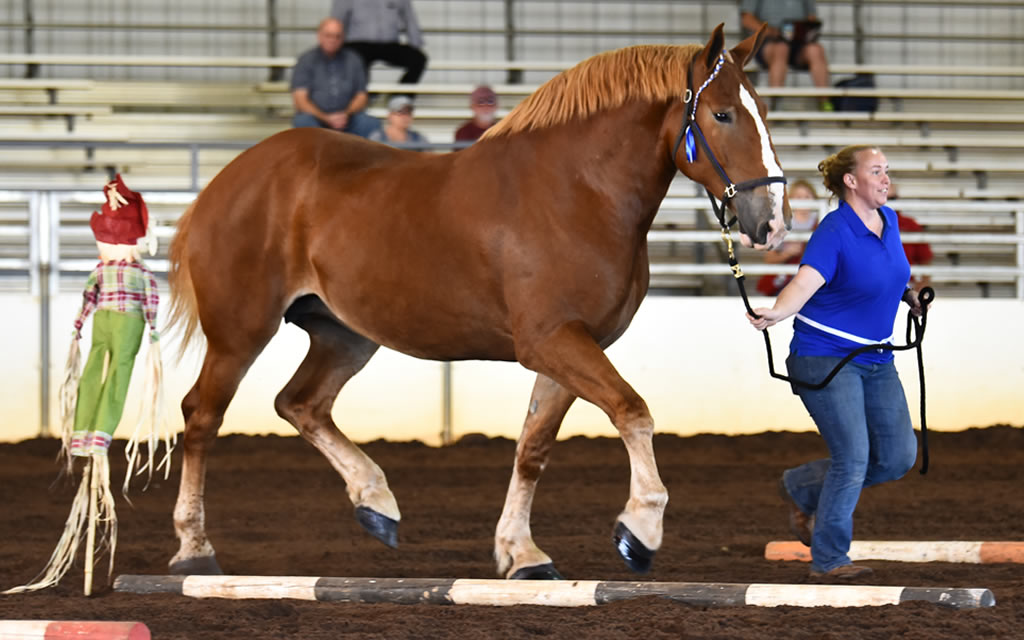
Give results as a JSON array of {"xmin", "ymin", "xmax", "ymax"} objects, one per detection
[{"xmin": 74, "ymin": 260, "xmax": 160, "ymax": 340}]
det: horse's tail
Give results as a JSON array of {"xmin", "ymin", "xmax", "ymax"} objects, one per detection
[{"xmin": 166, "ymin": 199, "xmax": 205, "ymax": 360}]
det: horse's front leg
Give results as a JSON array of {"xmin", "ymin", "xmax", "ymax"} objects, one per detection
[
  {"xmin": 518, "ymin": 321, "xmax": 667, "ymax": 574},
  {"xmin": 495, "ymin": 374, "xmax": 575, "ymax": 579}
]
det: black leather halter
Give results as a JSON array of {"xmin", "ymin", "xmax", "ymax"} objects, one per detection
[{"xmin": 671, "ymin": 53, "xmax": 788, "ymax": 233}]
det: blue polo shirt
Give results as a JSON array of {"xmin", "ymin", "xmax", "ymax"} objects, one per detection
[{"xmin": 790, "ymin": 201, "xmax": 911, "ymax": 364}]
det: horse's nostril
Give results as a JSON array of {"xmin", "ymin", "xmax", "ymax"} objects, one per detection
[{"xmin": 756, "ymin": 220, "xmax": 772, "ymax": 244}]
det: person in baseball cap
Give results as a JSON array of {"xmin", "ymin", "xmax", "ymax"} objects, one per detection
[{"xmin": 368, "ymin": 94, "xmax": 428, "ymax": 146}]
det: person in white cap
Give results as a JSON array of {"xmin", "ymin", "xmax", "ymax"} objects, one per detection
[{"xmin": 368, "ymin": 95, "xmax": 427, "ymax": 147}]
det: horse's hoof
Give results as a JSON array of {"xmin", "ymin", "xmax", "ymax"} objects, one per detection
[
  {"xmin": 613, "ymin": 522, "xmax": 655, "ymax": 574},
  {"xmin": 509, "ymin": 563, "xmax": 564, "ymax": 580},
  {"xmin": 168, "ymin": 555, "xmax": 223, "ymax": 576},
  {"xmin": 355, "ymin": 506, "xmax": 399, "ymax": 548}
]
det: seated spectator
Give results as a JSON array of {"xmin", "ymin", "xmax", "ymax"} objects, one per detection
[
  {"xmin": 757, "ymin": 179, "xmax": 820, "ymax": 296},
  {"xmin": 888, "ymin": 184, "xmax": 934, "ymax": 289},
  {"xmin": 455, "ymin": 85, "xmax": 499, "ymax": 142},
  {"xmin": 368, "ymin": 95, "xmax": 428, "ymax": 147},
  {"xmin": 330, "ymin": 0, "xmax": 428, "ymax": 95},
  {"xmin": 740, "ymin": 0, "xmax": 832, "ymax": 110},
  {"xmin": 290, "ymin": 17, "xmax": 380, "ymax": 138}
]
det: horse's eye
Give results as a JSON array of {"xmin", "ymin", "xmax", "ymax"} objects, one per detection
[{"xmin": 713, "ymin": 112, "xmax": 731, "ymax": 123}]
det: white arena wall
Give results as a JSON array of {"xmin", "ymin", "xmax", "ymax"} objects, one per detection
[{"xmin": 0, "ymin": 294, "xmax": 1020, "ymax": 446}]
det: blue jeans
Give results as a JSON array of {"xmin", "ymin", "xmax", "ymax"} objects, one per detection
[
  {"xmin": 782, "ymin": 355, "xmax": 917, "ymax": 572},
  {"xmin": 292, "ymin": 111, "xmax": 380, "ymax": 138}
]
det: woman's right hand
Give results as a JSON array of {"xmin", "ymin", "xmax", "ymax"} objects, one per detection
[
  {"xmin": 747, "ymin": 307, "xmax": 785, "ymax": 331},
  {"xmin": 748, "ymin": 265, "xmax": 825, "ymax": 331}
]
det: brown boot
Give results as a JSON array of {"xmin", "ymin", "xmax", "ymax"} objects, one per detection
[
  {"xmin": 778, "ymin": 478, "xmax": 814, "ymax": 546},
  {"xmin": 809, "ymin": 564, "xmax": 874, "ymax": 582}
]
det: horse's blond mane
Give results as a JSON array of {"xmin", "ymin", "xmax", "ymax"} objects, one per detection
[{"xmin": 484, "ymin": 44, "xmax": 702, "ymax": 138}]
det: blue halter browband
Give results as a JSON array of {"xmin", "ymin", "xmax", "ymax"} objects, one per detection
[{"xmin": 671, "ymin": 52, "xmax": 787, "ymax": 229}]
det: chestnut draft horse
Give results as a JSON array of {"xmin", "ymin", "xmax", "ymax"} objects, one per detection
[{"xmin": 166, "ymin": 24, "xmax": 790, "ymax": 580}]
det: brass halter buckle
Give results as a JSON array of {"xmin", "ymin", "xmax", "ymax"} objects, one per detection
[
  {"xmin": 721, "ymin": 228, "xmax": 745, "ymax": 279},
  {"xmin": 721, "ymin": 227, "xmax": 735, "ymax": 258}
]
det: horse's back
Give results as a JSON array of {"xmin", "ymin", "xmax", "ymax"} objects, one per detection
[
  {"xmin": 192, "ymin": 128, "xmax": 433, "ymax": 238},
  {"xmin": 232, "ymin": 128, "xmax": 416, "ymax": 181},
  {"xmin": 183, "ymin": 128, "xmax": 514, "ymax": 357}
]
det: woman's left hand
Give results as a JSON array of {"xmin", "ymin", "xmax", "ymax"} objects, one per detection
[{"xmin": 903, "ymin": 287, "xmax": 924, "ymax": 317}]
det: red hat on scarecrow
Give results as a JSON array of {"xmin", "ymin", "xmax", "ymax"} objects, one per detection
[{"xmin": 89, "ymin": 174, "xmax": 149, "ymax": 247}]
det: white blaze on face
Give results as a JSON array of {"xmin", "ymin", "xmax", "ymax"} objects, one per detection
[{"xmin": 737, "ymin": 84, "xmax": 787, "ymax": 249}]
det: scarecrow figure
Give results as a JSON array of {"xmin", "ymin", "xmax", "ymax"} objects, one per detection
[{"xmin": 5, "ymin": 175, "xmax": 171, "ymax": 596}]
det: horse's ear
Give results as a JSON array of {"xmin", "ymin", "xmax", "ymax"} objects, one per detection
[
  {"xmin": 703, "ymin": 23, "xmax": 726, "ymax": 69},
  {"xmin": 731, "ymin": 24, "xmax": 768, "ymax": 68}
]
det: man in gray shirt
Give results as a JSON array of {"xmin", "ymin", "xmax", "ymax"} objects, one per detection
[
  {"xmin": 290, "ymin": 17, "xmax": 380, "ymax": 137},
  {"xmin": 330, "ymin": 0, "xmax": 428, "ymax": 94}
]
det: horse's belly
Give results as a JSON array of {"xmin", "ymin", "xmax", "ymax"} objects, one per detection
[
  {"xmin": 382, "ymin": 329, "xmax": 518, "ymax": 362},
  {"xmin": 325, "ymin": 296, "xmax": 518, "ymax": 362}
]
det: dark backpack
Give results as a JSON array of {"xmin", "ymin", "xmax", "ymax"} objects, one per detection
[{"xmin": 831, "ymin": 73, "xmax": 878, "ymax": 112}]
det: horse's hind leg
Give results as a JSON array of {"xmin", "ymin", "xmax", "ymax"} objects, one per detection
[
  {"xmin": 517, "ymin": 321, "xmax": 667, "ymax": 574},
  {"xmin": 171, "ymin": 343, "xmax": 270, "ymax": 575},
  {"xmin": 495, "ymin": 373, "xmax": 575, "ymax": 579},
  {"xmin": 274, "ymin": 309, "xmax": 400, "ymax": 547}
]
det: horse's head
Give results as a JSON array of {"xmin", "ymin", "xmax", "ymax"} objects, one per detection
[{"xmin": 669, "ymin": 24, "xmax": 792, "ymax": 250}]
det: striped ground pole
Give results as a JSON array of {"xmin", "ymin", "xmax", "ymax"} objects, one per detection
[
  {"xmin": 112, "ymin": 575, "xmax": 995, "ymax": 610},
  {"xmin": 765, "ymin": 540, "xmax": 1024, "ymax": 564},
  {"xmin": 0, "ymin": 620, "xmax": 149, "ymax": 640}
]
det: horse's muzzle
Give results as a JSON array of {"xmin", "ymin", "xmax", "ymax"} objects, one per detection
[
  {"xmin": 754, "ymin": 218, "xmax": 789, "ymax": 250},
  {"xmin": 734, "ymin": 191, "xmax": 788, "ymax": 250}
]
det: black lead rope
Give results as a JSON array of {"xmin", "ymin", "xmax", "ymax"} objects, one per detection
[{"xmin": 723, "ymin": 233, "xmax": 935, "ymax": 474}]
